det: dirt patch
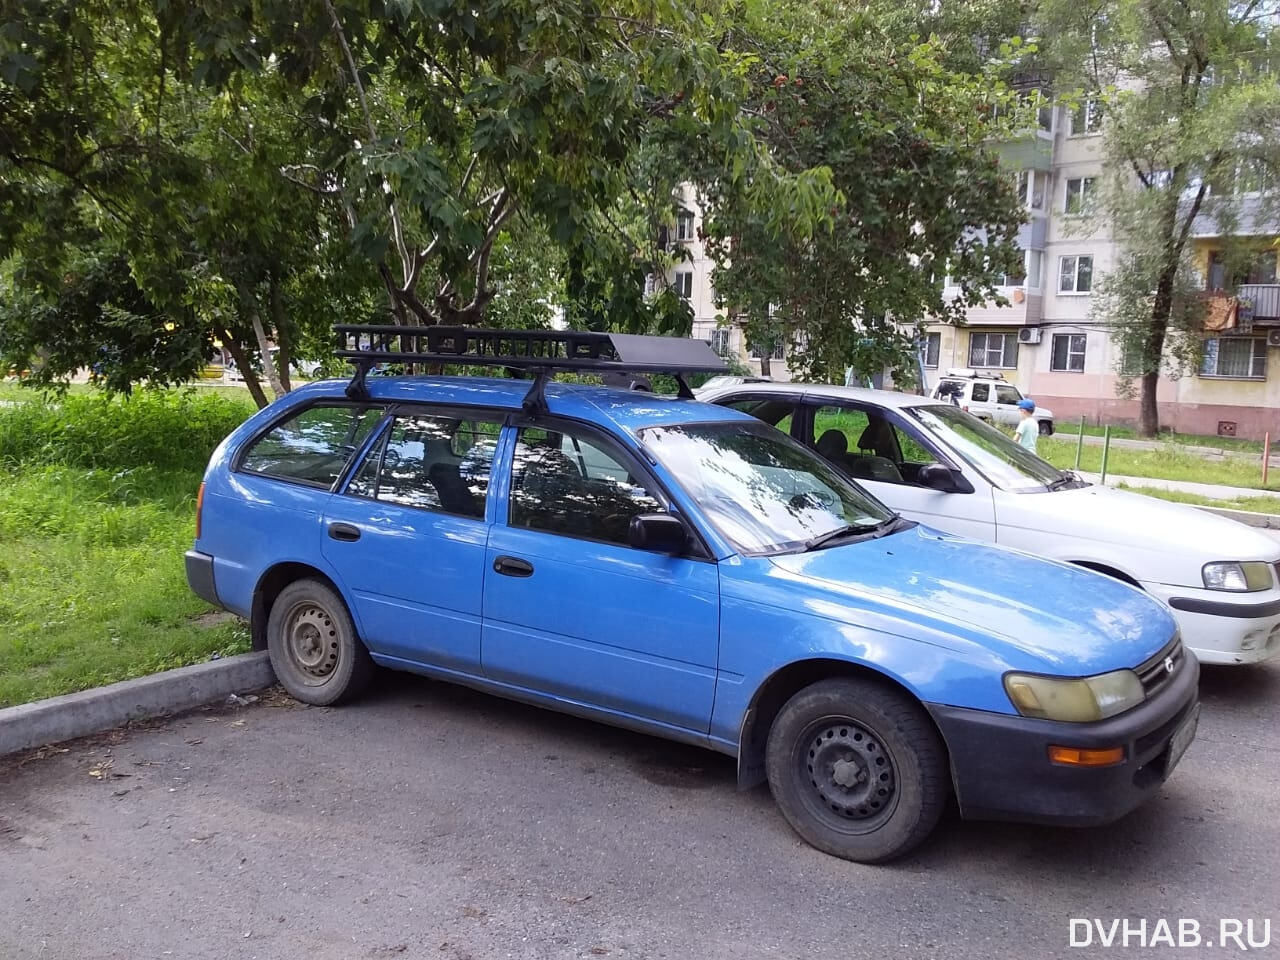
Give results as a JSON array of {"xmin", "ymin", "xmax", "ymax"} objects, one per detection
[{"xmin": 190, "ymin": 610, "xmax": 241, "ymax": 629}]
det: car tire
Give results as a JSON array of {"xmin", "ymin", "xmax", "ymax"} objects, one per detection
[
  {"xmin": 267, "ymin": 578, "xmax": 375, "ymax": 706},
  {"xmin": 1039, "ymin": 420, "xmax": 1054, "ymax": 437},
  {"xmin": 765, "ymin": 677, "xmax": 948, "ymax": 863}
]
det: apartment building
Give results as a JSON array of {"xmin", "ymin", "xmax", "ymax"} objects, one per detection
[{"xmin": 925, "ymin": 100, "xmax": 1280, "ymax": 440}]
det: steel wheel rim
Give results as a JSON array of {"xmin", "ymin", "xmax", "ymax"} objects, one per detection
[
  {"xmin": 283, "ymin": 601, "xmax": 341, "ymax": 685},
  {"xmin": 794, "ymin": 715, "xmax": 899, "ymax": 834}
]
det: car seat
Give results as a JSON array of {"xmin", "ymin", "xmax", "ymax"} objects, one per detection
[
  {"xmin": 851, "ymin": 420, "xmax": 904, "ymax": 484},
  {"xmin": 815, "ymin": 429, "xmax": 849, "ymax": 465},
  {"xmin": 428, "ymin": 461, "xmax": 480, "ymax": 518}
]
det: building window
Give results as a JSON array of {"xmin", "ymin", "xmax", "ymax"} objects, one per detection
[
  {"xmin": 1014, "ymin": 170, "xmax": 1048, "ymax": 212},
  {"xmin": 676, "ymin": 208, "xmax": 696, "ymax": 242},
  {"xmin": 710, "ymin": 327, "xmax": 733, "ymax": 357},
  {"xmin": 750, "ymin": 338, "xmax": 785, "ymax": 360},
  {"xmin": 1059, "ymin": 255, "xmax": 1094, "ymax": 294},
  {"xmin": 1050, "ymin": 333, "xmax": 1087, "ymax": 372},
  {"xmin": 1027, "ymin": 250, "xmax": 1043, "ymax": 288},
  {"xmin": 1069, "ymin": 99, "xmax": 1103, "ymax": 135},
  {"xmin": 922, "ymin": 331, "xmax": 941, "ymax": 368},
  {"xmin": 1200, "ymin": 337, "xmax": 1267, "ymax": 379},
  {"xmin": 1064, "ymin": 177, "xmax": 1096, "ymax": 215},
  {"xmin": 969, "ymin": 332, "xmax": 1019, "ymax": 369},
  {"xmin": 674, "ymin": 270, "xmax": 693, "ymax": 301}
]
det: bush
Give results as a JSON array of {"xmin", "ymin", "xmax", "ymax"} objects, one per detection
[{"xmin": 0, "ymin": 389, "xmax": 255, "ymax": 473}]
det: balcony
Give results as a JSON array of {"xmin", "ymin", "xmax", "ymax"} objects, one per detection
[{"xmin": 1237, "ymin": 284, "xmax": 1280, "ymax": 322}]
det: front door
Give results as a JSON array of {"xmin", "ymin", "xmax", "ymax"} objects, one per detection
[
  {"xmin": 322, "ymin": 408, "xmax": 504, "ymax": 673},
  {"xmin": 805, "ymin": 402, "xmax": 997, "ymax": 541},
  {"xmin": 481, "ymin": 420, "xmax": 719, "ymax": 734}
]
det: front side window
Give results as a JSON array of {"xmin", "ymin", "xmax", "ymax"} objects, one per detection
[
  {"xmin": 240, "ymin": 403, "xmax": 383, "ymax": 488},
  {"xmin": 1200, "ymin": 338, "xmax": 1267, "ymax": 379},
  {"xmin": 908, "ymin": 404, "xmax": 1064, "ymax": 493},
  {"xmin": 509, "ymin": 426, "xmax": 663, "ymax": 546},
  {"xmin": 1059, "ymin": 255, "xmax": 1094, "ymax": 293},
  {"xmin": 1051, "ymin": 333, "xmax": 1088, "ymax": 372},
  {"xmin": 994, "ymin": 384, "xmax": 1021, "ymax": 406},
  {"xmin": 348, "ymin": 413, "xmax": 501, "ymax": 518},
  {"xmin": 969, "ymin": 333, "xmax": 1018, "ymax": 369},
  {"xmin": 970, "ymin": 382, "xmax": 991, "ymax": 402},
  {"xmin": 810, "ymin": 404, "xmax": 933, "ymax": 487},
  {"xmin": 640, "ymin": 421, "xmax": 894, "ymax": 555},
  {"xmin": 1064, "ymin": 177, "xmax": 1096, "ymax": 215}
]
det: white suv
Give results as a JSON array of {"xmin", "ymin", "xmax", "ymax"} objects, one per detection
[{"xmin": 931, "ymin": 369, "xmax": 1054, "ymax": 436}]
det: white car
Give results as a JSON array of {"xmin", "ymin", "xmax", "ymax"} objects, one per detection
[
  {"xmin": 932, "ymin": 369, "xmax": 1055, "ymax": 435},
  {"xmin": 699, "ymin": 381, "xmax": 1280, "ymax": 666}
]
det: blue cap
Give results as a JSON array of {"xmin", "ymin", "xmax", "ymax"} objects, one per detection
[{"xmin": 1017, "ymin": 398, "xmax": 1036, "ymax": 411}]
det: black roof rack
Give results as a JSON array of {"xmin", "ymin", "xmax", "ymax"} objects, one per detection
[{"xmin": 335, "ymin": 324, "xmax": 727, "ymax": 413}]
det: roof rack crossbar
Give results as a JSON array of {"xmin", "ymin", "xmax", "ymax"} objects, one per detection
[{"xmin": 335, "ymin": 324, "xmax": 727, "ymax": 408}]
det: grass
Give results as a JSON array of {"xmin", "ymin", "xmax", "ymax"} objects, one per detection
[
  {"xmin": 1114, "ymin": 483, "xmax": 1280, "ymax": 516},
  {"xmin": 1037, "ymin": 435, "xmax": 1280, "ymax": 492},
  {"xmin": 1051, "ymin": 420, "xmax": 1266, "ymax": 455},
  {"xmin": 0, "ymin": 390, "xmax": 256, "ymax": 707}
]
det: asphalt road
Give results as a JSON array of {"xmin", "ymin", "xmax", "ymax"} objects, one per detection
[{"xmin": 2, "ymin": 663, "xmax": 1278, "ymax": 960}]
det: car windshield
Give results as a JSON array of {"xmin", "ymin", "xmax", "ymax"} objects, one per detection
[
  {"xmin": 906, "ymin": 404, "xmax": 1064, "ymax": 492},
  {"xmin": 639, "ymin": 420, "xmax": 896, "ymax": 555}
]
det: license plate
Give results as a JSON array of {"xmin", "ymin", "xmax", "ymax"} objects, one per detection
[{"xmin": 1166, "ymin": 706, "xmax": 1200, "ymax": 772}]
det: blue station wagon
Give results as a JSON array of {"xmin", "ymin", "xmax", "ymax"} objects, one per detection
[{"xmin": 186, "ymin": 327, "xmax": 1200, "ymax": 862}]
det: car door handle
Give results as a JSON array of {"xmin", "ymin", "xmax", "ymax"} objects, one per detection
[
  {"xmin": 493, "ymin": 555, "xmax": 534, "ymax": 578},
  {"xmin": 327, "ymin": 522, "xmax": 362, "ymax": 543}
]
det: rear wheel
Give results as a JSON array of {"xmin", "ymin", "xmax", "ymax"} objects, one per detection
[
  {"xmin": 267, "ymin": 579, "xmax": 374, "ymax": 706},
  {"xmin": 765, "ymin": 677, "xmax": 947, "ymax": 863},
  {"xmin": 1039, "ymin": 419, "xmax": 1054, "ymax": 437}
]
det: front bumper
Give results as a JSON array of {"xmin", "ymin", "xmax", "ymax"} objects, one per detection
[
  {"xmin": 184, "ymin": 549, "xmax": 221, "ymax": 607},
  {"xmin": 926, "ymin": 650, "xmax": 1200, "ymax": 826},
  {"xmin": 1143, "ymin": 581, "xmax": 1280, "ymax": 665}
]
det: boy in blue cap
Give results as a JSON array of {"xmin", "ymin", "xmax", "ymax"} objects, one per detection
[{"xmin": 1015, "ymin": 398, "xmax": 1038, "ymax": 453}]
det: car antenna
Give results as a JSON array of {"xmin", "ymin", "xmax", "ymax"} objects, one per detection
[{"xmin": 333, "ymin": 325, "xmax": 727, "ymax": 412}]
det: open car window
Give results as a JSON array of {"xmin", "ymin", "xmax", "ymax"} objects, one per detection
[{"xmin": 907, "ymin": 404, "xmax": 1062, "ymax": 492}]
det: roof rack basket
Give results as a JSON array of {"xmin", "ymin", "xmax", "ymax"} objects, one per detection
[{"xmin": 334, "ymin": 324, "xmax": 727, "ymax": 413}]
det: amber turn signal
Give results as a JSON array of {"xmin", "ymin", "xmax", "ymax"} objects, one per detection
[
  {"xmin": 195, "ymin": 482, "xmax": 206, "ymax": 540},
  {"xmin": 1048, "ymin": 745, "xmax": 1125, "ymax": 767}
]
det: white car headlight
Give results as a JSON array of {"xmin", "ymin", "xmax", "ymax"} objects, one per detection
[
  {"xmin": 1003, "ymin": 669, "xmax": 1145, "ymax": 722},
  {"xmin": 1202, "ymin": 561, "xmax": 1273, "ymax": 592}
]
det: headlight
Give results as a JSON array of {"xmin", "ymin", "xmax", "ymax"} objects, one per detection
[
  {"xmin": 1202, "ymin": 561, "xmax": 1273, "ymax": 592},
  {"xmin": 1004, "ymin": 669, "xmax": 1145, "ymax": 722}
]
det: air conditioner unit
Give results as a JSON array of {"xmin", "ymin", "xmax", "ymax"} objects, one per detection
[
  {"xmin": 1267, "ymin": 328, "xmax": 1280, "ymax": 348},
  {"xmin": 1017, "ymin": 327, "xmax": 1043, "ymax": 344}
]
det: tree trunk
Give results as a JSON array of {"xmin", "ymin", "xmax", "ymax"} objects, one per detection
[
  {"xmin": 247, "ymin": 305, "xmax": 287, "ymax": 399},
  {"xmin": 759, "ymin": 353, "xmax": 772, "ymax": 377},
  {"xmin": 1138, "ymin": 267, "xmax": 1176, "ymax": 437},
  {"xmin": 269, "ymin": 277, "xmax": 293, "ymax": 391},
  {"xmin": 219, "ymin": 330, "xmax": 270, "ymax": 409},
  {"xmin": 1138, "ymin": 370, "xmax": 1161, "ymax": 438}
]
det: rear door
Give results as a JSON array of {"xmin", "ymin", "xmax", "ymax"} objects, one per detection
[
  {"xmin": 965, "ymin": 381, "xmax": 996, "ymax": 421},
  {"xmin": 481, "ymin": 418, "xmax": 719, "ymax": 733},
  {"xmin": 992, "ymin": 383, "xmax": 1023, "ymax": 427},
  {"xmin": 321, "ymin": 406, "xmax": 505, "ymax": 674}
]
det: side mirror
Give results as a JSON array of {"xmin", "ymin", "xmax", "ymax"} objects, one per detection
[
  {"xmin": 918, "ymin": 462, "xmax": 957, "ymax": 492},
  {"xmin": 628, "ymin": 513, "xmax": 688, "ymax": 554}
]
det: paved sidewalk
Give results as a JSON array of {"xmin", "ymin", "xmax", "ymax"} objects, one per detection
[{"xmin": 1079, "ymin": 471, "xmax": 1274, "ymax": 502}]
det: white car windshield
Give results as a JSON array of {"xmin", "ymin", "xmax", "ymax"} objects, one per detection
[
  {"xmin": 640, "ymin": 420, "xmax": 896, "ymax": 555},
  {"xmin": 907, "ymin": 404, "xmax": 1065, "ymax": 492}
]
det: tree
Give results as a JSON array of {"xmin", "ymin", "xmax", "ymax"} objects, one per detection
[
  {"xmin": 1038, "ymin": 0, "xmax": 1280, "ymax": 435},
  {"xmin": 699, "ymin": 0, "xmax": 1027, "ymax": 385}
]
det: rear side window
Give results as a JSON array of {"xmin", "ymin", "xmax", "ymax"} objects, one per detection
[
  {"xmin": 347, "ymin": 413, "xmax": 502, "ymax": 519},
  {"xmin": 239, "ymin": 404, "xmax": 383, "ymax": 488},
  {"xmin": 970, "ymin": 383, "xmax": 990, "ymax": 402}
]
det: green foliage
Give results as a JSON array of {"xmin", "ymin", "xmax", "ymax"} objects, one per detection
[
  {"xmin": 701, "ymin": 0, "xmax": 1027, "ymax": 384},
  {"xmin": 0, "ymin": 389, "xmax": 254, "ymax": 472}
]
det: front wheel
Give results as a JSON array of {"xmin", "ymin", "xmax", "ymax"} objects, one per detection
[
  {"xmin": 765, "ymin": 677, "xmax": 948, "ymax": 863},
  {"xmin": 267, "ymin": 578, "xmax": 374, "ymax": 706}
]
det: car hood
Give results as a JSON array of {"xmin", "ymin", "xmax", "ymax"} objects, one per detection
[
  {"xmin": 996, "ymin": 483, "xmax": 1280, "ymax": 583},
  {"xmin": 765, "ymin": 524, "xmax": 1176, "ymax": 676}
]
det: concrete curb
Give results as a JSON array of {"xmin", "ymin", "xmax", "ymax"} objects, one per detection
[
  {"xmin": 0, "ymin": 651, "xmax": 275, "ymax": 757},
  {"xmin": 1194, "ymin": 504, "xmax": 1280, "ymax": 530}
]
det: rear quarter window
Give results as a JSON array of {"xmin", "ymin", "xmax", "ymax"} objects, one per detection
[{"xmin": 239, "ymin": 403, "xmax": 383, "ymax": 488}]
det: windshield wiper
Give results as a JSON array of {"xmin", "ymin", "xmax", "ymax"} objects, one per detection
[
  {"xmin": 1047, "ymin": 471, "xmax": 1084, "ymax": 491},
  {"xmin": 802, "ymin": 515, "xmax": 908, "ymax": 552}
]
